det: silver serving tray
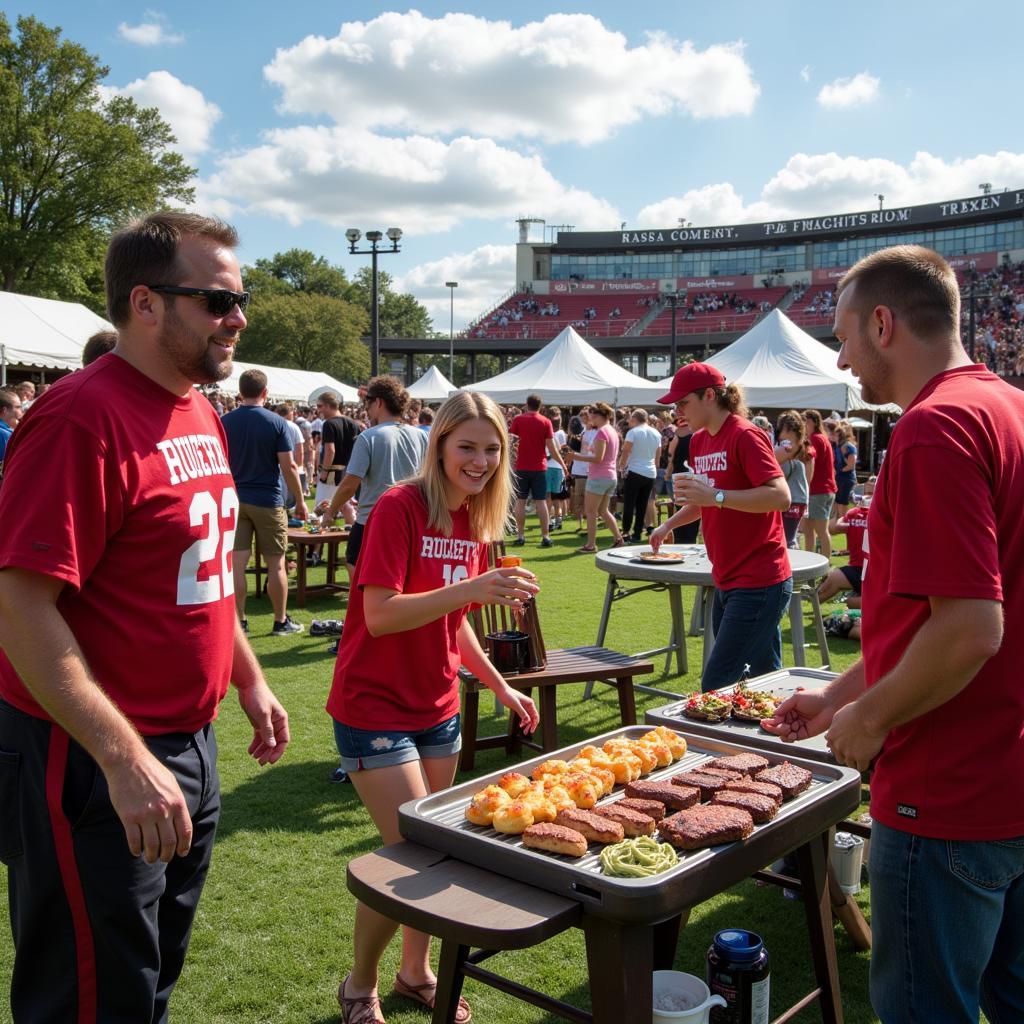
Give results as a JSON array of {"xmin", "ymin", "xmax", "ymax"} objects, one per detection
[
  {"xmin": 399, "ymin": 724, "xmax": 859, "ymax": 923},
  {"xmin": 647, "ymin": 668, "xmax": 838, "ymax": 762}
]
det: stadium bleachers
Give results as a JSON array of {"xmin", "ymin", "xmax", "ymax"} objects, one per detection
[
  {"xmin": 786, "ymin": 285, "xmax": 837, "ymax": 327},
  {"xmin": 969, "ymin": 260, "xmax": 1024, "ymax": 377},
  {"xmin": 640, "ymin": 287, "xmax": 788, "ymax": 337},
  {"xmin": 469, "ymin": 292, "xmax": 652, "ymax": 340}
]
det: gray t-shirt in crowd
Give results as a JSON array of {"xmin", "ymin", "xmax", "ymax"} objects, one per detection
[
  {"xmin": 782, "ymin": 457, "xmax": 809, "ymax": 505},
  {"xmin": 347, "ymin": 421, "xmax": 429, "ymax": 525},
  {"xmin": 624, "ymin": 424, "xmax": 662, "ymax": 478}
]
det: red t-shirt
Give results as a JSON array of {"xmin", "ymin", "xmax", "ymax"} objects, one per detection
[
  {"xmin": 807, "ymin": 432, "xmax": 837, "ymax": 494},
  {"xmin": 863, "ymin": 365, "xmax": 1024, "ymax": 840},
  {"xmin": 689, "ymin": 415, "xmax": 790, "ymax": 591},
  {"xmin": 839, "ymin": 507, "xmax": 869, "ymax": 567},
  {"xmin": 510, "ymin": 412, "xmax": 553, "ymax": 471},
  {"xmin": 327, "ymin": 483, "xmax": 488, "ymax": 731},
  {"xmin": 0, "ymin": 354, "xmax": 237, "ymax": 734}
]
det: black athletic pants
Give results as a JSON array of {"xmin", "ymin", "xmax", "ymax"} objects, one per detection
[
  {"xmin": 0, "ymin": 699, "xmax": 221, "ymax": 1023},
  {"xmin": 621, "ymin": 471, "xmax": 655, "ymax": 540}
]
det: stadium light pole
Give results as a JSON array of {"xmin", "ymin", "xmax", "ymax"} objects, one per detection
[
  {"xmin": 346, "ymin": 227, "xmax": 402, "ymax": 377},
  {"xmin": 446, "ymin": 281, "xmax": 458, "ymax": 380},
  {"xmin": 874, "ymin": 193, "xmax": 884, "ymax": 210}
]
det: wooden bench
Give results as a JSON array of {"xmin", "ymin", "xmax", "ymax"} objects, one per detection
[
  {"xmin": 347, "ymin": 842, "xmax": 585, "ymax": 1024},
  {"xmin": 460, "ymin": 645, "xmax": 653, "ymax": 771}
]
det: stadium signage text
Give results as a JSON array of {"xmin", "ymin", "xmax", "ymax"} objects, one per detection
[{"xmin": 559, "ymin": 189, "xmax": 1024, "ymax": 251}]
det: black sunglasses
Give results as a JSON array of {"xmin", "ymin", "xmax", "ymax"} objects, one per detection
[{"xmin": 146, "ymin": 285, "xmax": 250, "ymax": 316}]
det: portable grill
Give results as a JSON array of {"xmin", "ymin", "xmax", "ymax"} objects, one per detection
[{"xmin": 400, "ymin": 724, "xmax": 860, "ymax": 923}]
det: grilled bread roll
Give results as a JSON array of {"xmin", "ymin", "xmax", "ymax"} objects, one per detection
[
  {"xmin": 497, "ymin": 771, "xmax": 532, "ymax": 798},
  {"xmin": 491, "ymin": 799, "xmax": 534, "ymax": 834},
  {"xmin": 464, "ymin": 785, "xmax": 511, "ymax": 826}
]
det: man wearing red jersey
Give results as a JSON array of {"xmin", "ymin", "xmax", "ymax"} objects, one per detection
[
  {"xmin": 650, "ymin": 363, "xmax": 792, "ymax": 691},
  {"xmin": 509, "ymin": 394, "xmax": 568, "ymax": 548},
  {"xmin": 764, "ymin": 245, "xmax": 1024, "ymax": 1024},
  {"xmin": 0, "ymin": 213, "xmax": 290, "ymax": 1023}
]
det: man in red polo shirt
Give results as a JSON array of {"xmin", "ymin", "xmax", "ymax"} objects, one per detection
[
  {"xmin": 0, "ymin": 212, "xmax": 290, "ymax": 1022},
  {"xmin": 509, "ymin": 394, "xmax": 568, "ymax": 548},
  {"xmin": 764, "ymin": 245, "xmax": 1024, "ymax": 1024}
]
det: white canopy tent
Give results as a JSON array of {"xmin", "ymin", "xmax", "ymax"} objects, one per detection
[
  {"xmin": 0, "ymin": 292, "xmax": 112, "ymax": 382},
  {"xmin": 656, "ymin": 309, "xmax": 895, "ymax": 413},
  {"xmin": 407, "ymin": 364, "xmax": 457, "ymax": 403},
  {"xmin": 219, "ymin": 360, "xmax": 359, "ymax": 405},
  {"xmin": 464, "ymin": 326, "xmax": 666, "ymax": 405}
]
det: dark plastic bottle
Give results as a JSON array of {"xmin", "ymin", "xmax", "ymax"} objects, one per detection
[{"xmin": 707, "ymin": 929, "xmax": 770, "ymax": 1024}]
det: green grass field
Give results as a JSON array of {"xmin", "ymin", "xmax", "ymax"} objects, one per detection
[{"xmin": 0, "ymin": 519, "xmax": 875, "ymax": 1024}]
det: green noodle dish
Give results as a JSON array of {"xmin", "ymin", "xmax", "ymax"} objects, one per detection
[{"xmin": 600, "ymin": 835, "xmax": 679, "ymax": 877}]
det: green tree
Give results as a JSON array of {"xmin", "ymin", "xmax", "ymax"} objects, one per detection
[
  {"xmin": 237, "ymin": 292, "xmax": 370, "ymax": 383},
  {"xmin": 244, "ymin": 248, "xmax": 349, "ymax": 299},
  {"xmin": 0, "ymin": 15, "xmax": 194, "ymax": 308},
  {"xmin": 346, "ymin": 267, "xmax": 434, "ymax": 338}
]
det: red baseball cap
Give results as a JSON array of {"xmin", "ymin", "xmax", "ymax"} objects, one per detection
[{"xmin": 657, "ymin": 362, "xmax": 726, "ymax": 405}]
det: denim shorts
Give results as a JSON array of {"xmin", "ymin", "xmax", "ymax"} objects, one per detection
[
  {"xmin": 585, "ymin": 477, "xmax": 617, "ymax": 496},
  {"xmin": 332, "ymin": 713, "xmax": 461, "ymax": 772}
]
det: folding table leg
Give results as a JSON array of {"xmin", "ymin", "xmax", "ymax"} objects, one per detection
[
  {"xmin": 794, "ymin": 832, "xmax": 844, "ymax": 1024},
  {"xmin": 583, "ymin": 916, "xmax": 654, "ymax": 1024},
  {"xmin": 584, "ymin": 576, "xmax": 618, "ymax": 700},
  {"xmin": 809, "ymin": 588, "xmax": 831, "ymax": 668},
  {"xmin": 789, "ymin": 590, "xmax": 807, "ymax": 667},
  {"xmin": 432, "ymin": 940, "xmax": 470, "ymax": 1024},
  {"xmin": 667, "ymin": 584, "xmax": 687, "ymax": 675},
  {"xmin": 460, "ymin": 687, "xmax": 480, "ymax": 772}
]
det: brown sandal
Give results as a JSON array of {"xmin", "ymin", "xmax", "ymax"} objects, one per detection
[
  {"xmin": 394, "ymin": 973, "xmax": 472, "ymax": 1023},
  {"xmin": 337, "ymin": 973, "xmax": 385, "ymax": 1024}
]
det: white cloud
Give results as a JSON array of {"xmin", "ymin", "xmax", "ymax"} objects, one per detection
[
  {"xmin": 636, "ymin": 150, "xmax": 1024, "ymax": 226},
  {"xmin": 117, "ymin": 14, "xmax": 183, "ymax": 46},
  {"xmin": 202, "ymin": 127, "xmax": 619, "ymax": 234},
  {"xmin": 396, "ymin": 245, "xmax": 516, "ymax": 330},
  {"xmin": 799, "ymin": 65, "xmax": 812, "ymax": 83},
  {"xmin": 817, "ymin": 72, "xmax": 880, "ymax": 110},
  {"xmin": 101, "ymin": 71, "xmax": 221, "ymax": 158},
  {"xmin": 264, "ymin": 11, "xmax": 759, "ymax": 144}
]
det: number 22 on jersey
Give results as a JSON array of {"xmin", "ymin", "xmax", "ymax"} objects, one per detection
[{"xmin": 177, "ymin": 487, "xmax": 239, "ymax": 606}]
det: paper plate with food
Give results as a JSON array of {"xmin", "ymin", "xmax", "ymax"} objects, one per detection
[
  {"xmin": 634, "ymin": 549, "xmax": 687, "ymax": 564},
  {"xmin": 681, "ymin": 690, "xmax": 734, "ymax": 722}
]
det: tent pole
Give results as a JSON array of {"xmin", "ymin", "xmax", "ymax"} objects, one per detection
[{"xmin": 1, "ymin": 345, "xmax": 5, "ymax": 387}]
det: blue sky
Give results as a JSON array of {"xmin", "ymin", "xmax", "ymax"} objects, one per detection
[{"xmin": 11, "ymin": 2, "xmax": 1024, "ymax": 328}]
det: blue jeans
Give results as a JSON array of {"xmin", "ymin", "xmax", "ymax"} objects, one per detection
[
  {"xmin": 869, "ymin": 821, "xmax": 1024, "ymax": 1023},
  {"xmin": 701, "ymin": 578, "xmax": 792, "ymax": 691}
]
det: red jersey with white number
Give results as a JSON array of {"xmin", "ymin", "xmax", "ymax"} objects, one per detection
[
  {"xmin": 689, "ymin": 415, "xmax": 789, "ymax": 591},
  {"xmin": 863, "ymin": 365, "xmax": 1024, "ymax": 840},
  {"xmin": 510, "ymin": 412, "xmax": 553, "ymax": 471},
  {"xmin": 0, "ymin": 354, "xmax": 237, "ymax": 734},
  {"xmin": 807, "ymin": 432, "xmax": 837, "ymax": 494},
  {"xmin": 327, "ymin": 483, "xmax": 488, "ymax": 731}
]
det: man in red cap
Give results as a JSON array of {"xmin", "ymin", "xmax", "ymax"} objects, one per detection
[{"xmin": 650, "ymin": 363, "xmax": 791, "ymax": 690}]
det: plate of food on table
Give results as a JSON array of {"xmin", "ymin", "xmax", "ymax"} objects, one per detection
[{"xmin": 632, "ymin": 549, "xmax": 687, "ymax": 564}]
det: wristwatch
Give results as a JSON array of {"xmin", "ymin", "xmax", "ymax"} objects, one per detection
[{"xmin": 714, "ymin": 489, "xmax": 726, "ymax": 507}]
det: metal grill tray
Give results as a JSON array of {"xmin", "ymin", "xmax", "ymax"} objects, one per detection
[
  {"xmin": 400, "ymin": 725, "xmax": 859, "ymax": 923},
  {"xmin": 646, "ymin": 669, "xmax": 838, "ymax": 763}
]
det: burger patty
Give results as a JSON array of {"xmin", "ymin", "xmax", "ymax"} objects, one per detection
[
  {"xmin": 670, "ymin": 771, "xmax": 731, "ymax": 801},
  {"xmin": 624, "ymin": 780, "xmax": 700, "ymax": 811},
  {"xmin": 693, "ymin": 766, "xmax": 745, "ymax": 781},
  {"xmin": 755, "ymin": 761, "xmax": 813, "ymax": 799},
  {"xmin": 659, "ymin": 805, "xmax": 755, "ymax": 850},
  {"xmin": 703, "ymin": 752, "xmax": 770, "ymax": 775},
  {"xmin": 721, "ymin": 778, "xmax": 783, "ymax": 804},
  {"xmin": 712, "ymin": 790, "xmax": 779, "ymax": 824},
  {"xmin": 617, "ymin": 797, "xmax": 667, "ymax": 821}
]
